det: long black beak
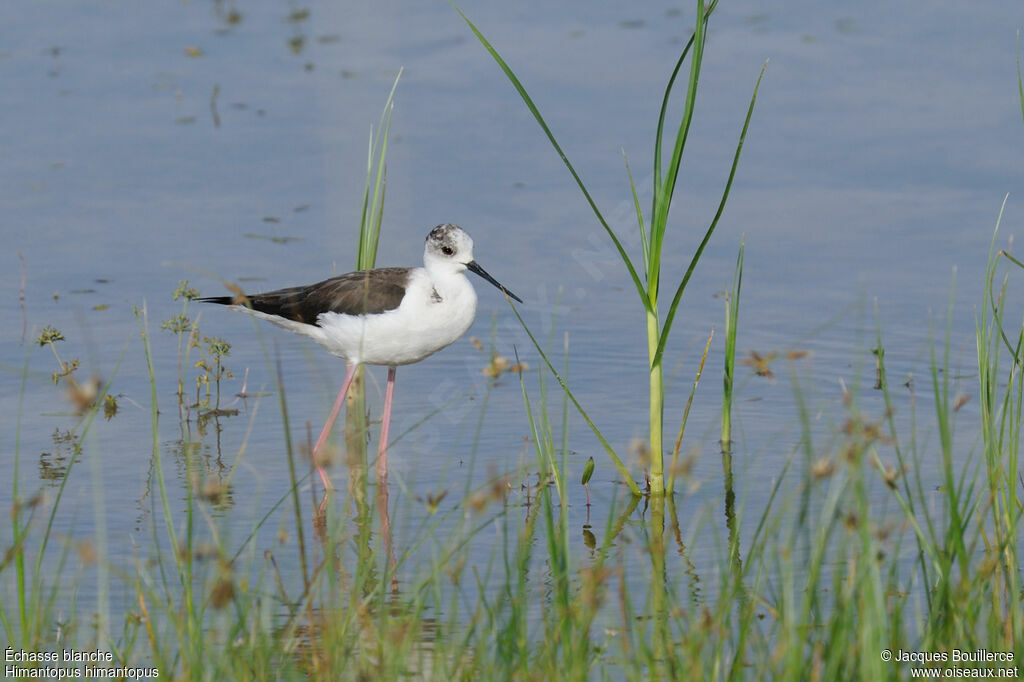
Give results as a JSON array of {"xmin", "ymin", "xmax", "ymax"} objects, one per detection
[{"xmin": 466, "ymin": 260, "xmax": 523, "ymax": 303}]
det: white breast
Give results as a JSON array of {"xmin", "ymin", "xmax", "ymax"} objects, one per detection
[{"xmin": 313, "ymin": 267, "xmax": 478, "ymax": 366}]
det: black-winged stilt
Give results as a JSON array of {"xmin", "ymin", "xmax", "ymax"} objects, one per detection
[{"xmin": 201, "ymin": 224, "xmax": 521, "ymax": 489}]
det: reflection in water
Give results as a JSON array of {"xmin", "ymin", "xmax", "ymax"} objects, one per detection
[
  {"xmin": 38, "ymin": 428, "xmax": 78, "ymax": 486},
  {"xmin": 168, "ymin": 413, "xmax": 238, "ymax": 515},
  {"xmin": 721, "ymin": 447, "xmax": 742, "ymax": 576},
  {"xmin": 720, "ymin": 445, "xmax": 750, "ymax": 615},
  {"xmin": 667, "ymin": 494, "xmax": 702, "ymax": 608},
  {"xmin": 295, "ymin": 392, "xmax": 417, "ymax": 673},
  {"xmin": 581, "ymin": 524, "xmax": 596, "ymax": 551}
]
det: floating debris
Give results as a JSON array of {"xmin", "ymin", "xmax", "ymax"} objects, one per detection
[
  {"xmin": 740, "ymin": 350, "xmax": 777, "ymax": 378},
  {"xmin": 244, "ymin": 233, "xmax": 302, "ymax": 244}
]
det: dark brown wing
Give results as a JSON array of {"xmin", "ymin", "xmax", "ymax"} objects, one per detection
[{"xmin": 201, "ymin": 268, "xmax": 412, "ymax": 324}]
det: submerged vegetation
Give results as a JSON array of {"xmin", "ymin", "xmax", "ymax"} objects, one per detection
[{"xmin": 4, "ymin": 3, "xmax": 1024, "ymax": 681}]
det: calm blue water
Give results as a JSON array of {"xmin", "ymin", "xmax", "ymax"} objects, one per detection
[{"xmin": 3, "ymin": 0, "xmax": 1024, "ymax": 662}]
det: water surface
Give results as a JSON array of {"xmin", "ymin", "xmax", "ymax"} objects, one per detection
[{"xmin": 3, "ymin": 0, "xmax": 1024, "ymax": 662}]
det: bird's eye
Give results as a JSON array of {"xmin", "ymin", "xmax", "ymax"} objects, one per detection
[{"xmin": 442, "ymin": 246, "xmax": 455, "ymax": 256}]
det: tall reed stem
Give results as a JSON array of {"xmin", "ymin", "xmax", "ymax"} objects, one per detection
[
  {"xmin": 647, "ymin": 309, "xmax": 664, "ymax": 492},
  {"xmin": 458, "ymin": 0, "xmax": 763, "ymax": 496}
]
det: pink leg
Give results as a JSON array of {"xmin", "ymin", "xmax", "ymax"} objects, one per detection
[
  {"xmin": 312, "ymin": 362, "xmax": 358, "ymax": 491},
  {"xmin": 377, "ymin": 366, "xmax": 397, "ymax": 480}
]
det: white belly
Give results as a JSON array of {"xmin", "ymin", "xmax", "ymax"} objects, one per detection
[{"xmin": 312, "ymin": 269, "xmax": 478, "ymax": 366}]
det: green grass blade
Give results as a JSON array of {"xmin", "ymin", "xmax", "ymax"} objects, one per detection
[
  {"xmin": 505, "ymin": 300, "xmax": 641, "ymax": 496},
  {"xmin": 623, "ymin": 150, "xmax": 650, "ymax": 276},
  {"xmin": 666, "ymin": 326, "xmax": 713, "ymax": 494},
  {"xmin": 1018, "ymin": 31, "xmax": 1024, "ymax": 124},
  {"xmin": 651, "ymin": 0, "xmax": 713, "ymax": 271},
  {"xmin": 357, "ymin": 68, "xmax": 402, "ymax": 270},
  {"xmin": 9, "ymin": 344, "xmax": 31, "ymax": 638},
  {"xmin": 653, "ymin": 61, "xmax": 767, "ymax": 368},
  {"xmin": 453, "ymin": 3, "xmax": 648, "ymax": 311},
  {"xmin": 721, "ymin": 238, "xmax": 744, "ymax": 449},
  {"xmin": 135, "ymin": 303, "xmax": 180, "ymax": 561},
  {"xmin": 652, "ymin": 3, "xmax": 711, "ymax": 208},
  {"xmin": 272, "ymin": 348, "xmax": 311, "ymax": 590},
  {"xmin": 929, "ymin": 273, "xmax": 970, "ymax": 571}
]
